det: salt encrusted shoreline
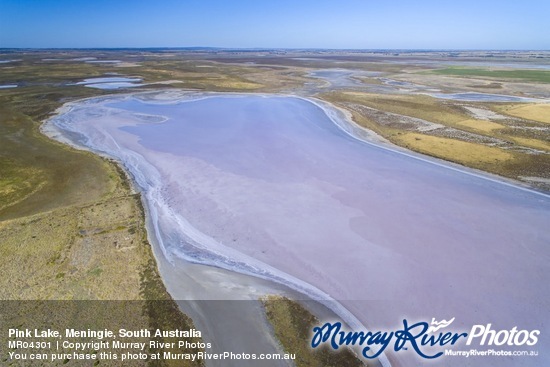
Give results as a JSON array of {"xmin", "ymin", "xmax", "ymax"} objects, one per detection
[{"xmin": 43, "ymin": 91, "xmax": 386, "ymax": 367}]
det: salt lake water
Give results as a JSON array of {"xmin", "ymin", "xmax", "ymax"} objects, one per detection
[
  {"xmin": 76, "ymin": 76, "xmax": 143, "ymax": 89},
  {"xmin": 47, "ymin": 92, "xmax": 550, "ymax": 367},
  {"xmin": 429, "ymin": 92, "xmax": 540, "ymax": 102}
]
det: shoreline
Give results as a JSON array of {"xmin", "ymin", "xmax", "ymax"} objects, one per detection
[
  {"xmin": 42, "ymin": 92, "xmax": 386, "ymax": 366},
  {"xmin": 41, "ymin": 90, "xmax": 393, "ymax": 366},
  {"xmin": 42, "ymin": 89, "xmax": 549, "ymax": 367},
  {"xmin": 43, "ymin": 88, "xmax": 550, "ymax": 199},
  {"xmin": 305, "ymin": 96, "xmax": 550, "ymax": 198}
]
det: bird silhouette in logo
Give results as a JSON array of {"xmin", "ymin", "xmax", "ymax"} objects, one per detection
[{"xmin": 427, "ymin": 317, "xmax": 456, "ymax": 333}]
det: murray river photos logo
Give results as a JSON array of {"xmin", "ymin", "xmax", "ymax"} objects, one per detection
[{"xmin": 311, "ymin": 318, "xmax": 540, "ymax": 359}]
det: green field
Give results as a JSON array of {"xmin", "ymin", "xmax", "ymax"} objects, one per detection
[{"xmin": 428, "ymin": 67, "xmax": 550, "ymax": 83}]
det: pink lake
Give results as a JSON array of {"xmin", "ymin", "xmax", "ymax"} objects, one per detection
[{"xmin": 47, "ymin": 92, "xmax": 550, "ymax": 367}]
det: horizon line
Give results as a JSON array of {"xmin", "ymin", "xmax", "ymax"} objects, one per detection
[{"xmin": 1, "ymin": 47, "xmax": 550, "ymax": 52}]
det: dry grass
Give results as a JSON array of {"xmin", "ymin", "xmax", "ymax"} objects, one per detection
[
  {"xmin": 0, "ymin": 184, "xmax": 203, "ymax": 366},
  {"xmin": 0, "ymin": 103, "xmax": 117, "ymax": 221},
  {"xmin": 509, "ymin": 136, "xmax": 550, "ymax": 151},
  {"xmin": 261, "ymin": 295, "xmax": 367, "ymax": 367},
  {"xmin": 495, "ymin": 103, "xmax": 550, "ymax": 124},
  {"xmin": 393, "ymin": 132, "xmax": 513, "ymax": 167},
  {"xmin": 337, "ymin": 92, "xmax": 470, "ymax": 126},
  {"xmin": 0, "ymin": 160, "xmax": 47, "ymax": 213},
  {"xmin": 454, "ymin": 118, "xmax": 505, "ymax": 132},
  {"xmin": 136, "ymin": 61, "xmax": 266, "ymax": 91},
  {"xmin": 0, "ymin": 54, "xmax": 208, "ymax": 366},
  {"xmin": 322, "ymin": 91, "xmax": 550, "ymax": 188}
]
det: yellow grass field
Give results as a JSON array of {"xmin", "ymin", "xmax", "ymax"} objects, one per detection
[
  {"xmin": 393, "ymin": 132, "xmax": 514, "ymax": 167},
  {"xmin": 455, "ymin": 118, "xmax": 505, "ymax": 132},
  {"xmin": 497, "ymin": 104, "xmax": 550, "ymax": 124}
]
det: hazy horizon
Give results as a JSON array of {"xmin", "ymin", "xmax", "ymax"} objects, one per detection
[
  {"xmin": 1, "ymin": 47, "xmax": 549, "ymax": 52},
  {"xmin": 1, "ymin": 0, "xmax": 549, "ymax": 50}
]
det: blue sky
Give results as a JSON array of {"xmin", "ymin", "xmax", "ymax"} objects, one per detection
[{"xmin": 1, "ymin": 0, "xmax": 549, "ymax": 49}]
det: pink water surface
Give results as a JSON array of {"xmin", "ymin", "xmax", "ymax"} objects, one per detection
[{"xmin": 49, "ymin": 93, "xmax": 550, "ymax": 366}]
